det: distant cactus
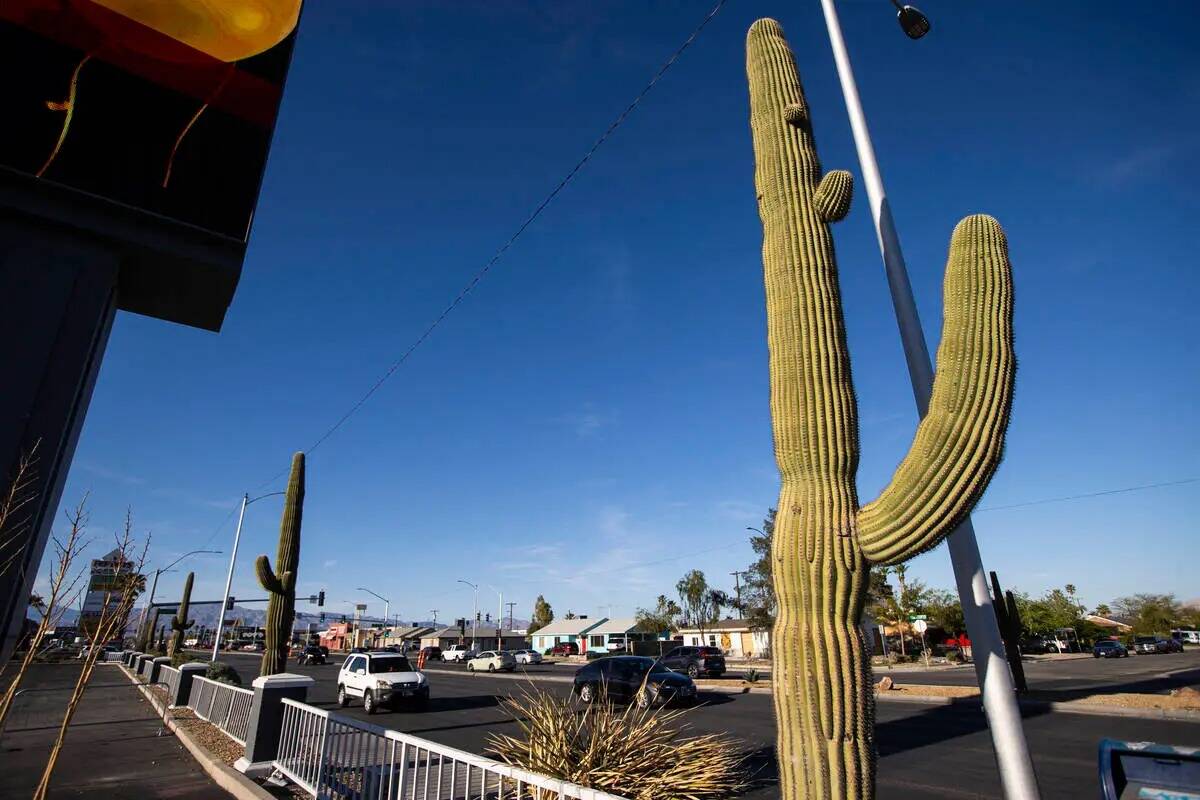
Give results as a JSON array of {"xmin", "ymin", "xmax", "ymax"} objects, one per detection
[
  {"xmin": 168, "ymin": 572, "xmax": 194, "ymax": 657},
  {"xmin": 746, "ymin": 19, "xmax": 1015, "ymax": 800},
  {"xmin": 256, "ymin": 453, "xmax": 305, "ymax": 676},
  {"xmin": 138, "ymin": 607, "xmax": 161, "ymax": 652}
]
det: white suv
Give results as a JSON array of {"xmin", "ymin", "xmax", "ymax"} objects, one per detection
[
  {"xmin": 441, "ymin": 645, "xmax": 474, "ymax": 662},
  {"xmin": 512, "ymin": 649, "xmax": 543, "ymax": 665},
  {"xmin": 467, "ymin": 650, "xmax": 516, "ymax": 673},
  {"xmin": 337, "ymin": 651, "xmax": 429, "ymax": 714}
]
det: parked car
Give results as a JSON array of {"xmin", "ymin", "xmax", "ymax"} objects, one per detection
[
  {"xmin": 512, "ymin": 649, "xmax": 543, "ymax": 665},
  {"xmin": 467, "ymin": 650, "xmax": 516, "ymax": 673},
  {"xmin": 418, "ymin": 646, "xmax": 442, "ymax": 661},
  {"xmin": 660, "ymin": 645, "xmax": 726, "ymax": 678},
  {"xmin": 337, "ymin": 651, "xmax": 429, "ymax": 714},
  {"xmin": 442, "ymin": 645, "xmax": 474, "ymax": 662},
  {"xmin": 1092, "ymin": 640, "xmax": 1128, "ymax": 659},
  {"xmin": 183, "ymin": 638, "xmax": 199, "ymax": 647},
  {"xmin": 241, "ymin": 642, "xmax": 264, "ymax": 652},
  {"xmin": 1020, "ymin": 637, "xmax": 1049, "ymax": 655},
  {"xmin": 1131, "ymin": 636, "xmax": 1171, "ymax": 655},
  {"xmin": 548, "ymin": 642, "xmax": 579, "ymax": 657},
  {"xmin": 1162, "ymin": 638, "xmax": 1184, "ymax": 654},
  {"xmin": 573, "ymin": 656, "xmax": 696, "ymax": 708},
  {"xmin": 297, "ymin": 645, "xmax": 326, "ymax": 665}
]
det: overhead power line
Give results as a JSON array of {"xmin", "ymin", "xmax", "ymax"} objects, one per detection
[
  {"xmin": 975, "ymin": 477, "xmax": 1198, "ymax": 513},
  {"xmin": 249, "ymin": 0, "xmax": 728, "ymax": 492}
]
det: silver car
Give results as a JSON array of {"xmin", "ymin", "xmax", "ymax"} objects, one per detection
[{"xmin": 512, "ymin": 649, "xmax": 543, "ymax": 665}]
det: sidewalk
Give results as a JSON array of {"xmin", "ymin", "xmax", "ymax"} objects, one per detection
[{"xmin": 0, "ymin": 662, "xmax": 230, "ymax": 799}]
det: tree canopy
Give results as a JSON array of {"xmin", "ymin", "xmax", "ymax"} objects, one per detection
[{"xmin": 529, "ymin": 595, "xmax": 553, "ymax": 634}]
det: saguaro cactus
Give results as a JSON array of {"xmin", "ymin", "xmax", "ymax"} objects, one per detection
[
  {"xmin": 168, "ymin": 572, "xmax": 194, "ymax": 657},
  {"xmin": 256, "ymin": 453, "xmax": 304, "ymax": 676},
  {"xmin": 746, "ymin": 19, "xmax": 1015, "ymax": 800}
]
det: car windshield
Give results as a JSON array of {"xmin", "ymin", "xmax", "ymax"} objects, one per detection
[
  {"xmin": 1134, "ymin": 637, "xmax": 1156, "ymax": 643},
  {"xmin": 370, "ymin": 657, "xmax": 413, "ymax": 673}
]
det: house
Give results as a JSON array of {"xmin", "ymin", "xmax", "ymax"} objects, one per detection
[
  {"xmin": 580, "ymin": 618, "xmax": 664, "ymax": 654},
  {"xmin": 319, "ymin": 622, "xmax": 352, "ymax": 652},
  {"xmin": 672, "ymin": 619, "xmax": 770, "ymax": 658},
  {"xmin": 529, "ymin": 617, "xmax": 607, "ymax": 654},
  {"xmin": 1084, "ymin": 614, "xmax": 1133, "ymax": 635},
  {"xmin": 419, "ymin": 626, "xmax": 527, "ymax": 651},
  {"xmin": 381, "ymin": 625, "xmax": 435, "ymax": 648}
]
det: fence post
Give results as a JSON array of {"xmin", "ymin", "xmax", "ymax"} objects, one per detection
[
  {"xmin": 234, "ymin": 673, "xmax": 315, "ymax": 777},
  {"xmin": 173, "ymin": 662, "xmax": 207, "ymax": 708},
  {"xmin": 149, "ymin": 656, "xmax": 171, "ymax": 686}
]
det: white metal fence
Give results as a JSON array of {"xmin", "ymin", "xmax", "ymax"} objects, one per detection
[
  {"xmin": 274, "ymin": 698, "xmax": 628, "ymax": 800},
  {"xmin": 188, "ymin": 676, "xmax": 254, "ymax": 745},
  {"xmin": 102, "ymin": 650, "xmax": 126, "ymax": 662},
  {"xmin": 160, "ymin": 664, "xmax": 181, "ymax": 703}
]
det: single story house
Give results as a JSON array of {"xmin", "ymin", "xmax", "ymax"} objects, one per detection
[
  {"xmin": 419, "ymin": 626, "xmax": 527, "ymax": 651},
  {"xmin": 581, "ymin": 618, "xmax": 665, "ymax": 654},
  {"xmin": 530, "ymin": 617, "xmax": 606, "ymax": 654},
  {"xmin": 381, "ymin": 625, "xmax": 436, "ymax": 648},
  {"xmin": 673, "ymin": 619, "xmax": 770, "ymax": 658}
]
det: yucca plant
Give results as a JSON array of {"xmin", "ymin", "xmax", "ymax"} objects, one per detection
[{"xmin": 488, "ymin": 685, "xmax": 747, "ymax": 800}]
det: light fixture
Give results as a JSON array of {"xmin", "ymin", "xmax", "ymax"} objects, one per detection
[{"xmin": 890, "ymin": 0, "xmax": 931, "ymax": 39}]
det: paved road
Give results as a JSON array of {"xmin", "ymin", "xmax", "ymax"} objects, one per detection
[
  {"xmin": 218, "ymin": 652, "xmax": 1200, "ymax": 799},
  {"xmin": 876, "ymin": 649, "xmax": 1200, "ymax": 694}
]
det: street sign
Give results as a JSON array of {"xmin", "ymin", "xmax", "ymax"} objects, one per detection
[
  {"xmin": 908, "ymin": 614, "xmax": 927, "ymax": 621},
  {"xmin": 912, "ymin": 619, "xmax": 929, "ymax": 634}
]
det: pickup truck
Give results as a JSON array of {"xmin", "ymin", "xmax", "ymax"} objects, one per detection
[{"xmin": 441, "ymin": 644, "xmax": 475, "ymax": 662}]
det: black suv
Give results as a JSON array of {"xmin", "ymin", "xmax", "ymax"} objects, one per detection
[
  {"xmin": 661, "ymin": 645, "xmax": 726, "ymax": 678},
  {"xmin": 573, "ymin": 656, "xmax": 696, "ymax": 707}
]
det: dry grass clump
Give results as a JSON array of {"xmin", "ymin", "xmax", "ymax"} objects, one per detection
[{"xmin": 487, "ymin": 685, "xmax": 747, "ymax": 800}]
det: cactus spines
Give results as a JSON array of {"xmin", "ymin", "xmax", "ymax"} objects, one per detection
[
  {"xmin": 168, "ymin": 572, "xmax": 195, "ymax": 657},
  {"xmin": 256, "ymin": 452, "xmax": 304, "ymax": 676},
  {"xmin": 747, "ymin": 19, "xmax": 1015, "ymax": 800}
]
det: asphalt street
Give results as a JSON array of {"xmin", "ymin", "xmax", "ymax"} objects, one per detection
[{"xmin": 218, "ymin": 651, "xmax": 1200, "ymax": 799}]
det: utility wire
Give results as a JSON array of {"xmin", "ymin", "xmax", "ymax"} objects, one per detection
[
  {"xmin": 249, "ymin": 0, "xmax": 728, "ymax": 491},
  {"xmin": 975, "ymin": 476, "xmax": 1198, "ymax": 513}
]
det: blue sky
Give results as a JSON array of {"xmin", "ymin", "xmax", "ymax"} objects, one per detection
[{"xmin": 47, "ymin": 1, "xmax": 1198, "ymax": 623}]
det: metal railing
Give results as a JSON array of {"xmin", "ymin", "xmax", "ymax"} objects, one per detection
[
  {"xmin": 102, "ymin": 650, "xmax": 126, "ymax": 662},
  {"xmin": 159, "ymin": 664, "xmax": 181, "ymax": 703},
  {"xmin": 188, "ymin": 676, "xmax": 254, "ymax": 745},
  {"xmin": 274, "ymin": 698, "xmax": 628, "ymax": 800}
]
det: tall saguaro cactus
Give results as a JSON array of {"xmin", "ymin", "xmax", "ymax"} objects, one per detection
[
  {"xmin": 168, "ymin": 572, "xmax": 194, "ymax": 657},
  {"xmin": 746, "ymin": 19, "xmax": 1015, "ymax": 800},
  {"xmin": 256, "ymin": 453, "xmax": 305, "ymax": 676}
]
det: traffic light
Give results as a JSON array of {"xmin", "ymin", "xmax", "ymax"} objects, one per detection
[
  {"xmin": 318, "ymin": 590, "xmax": 325, "ymax": 607},
  {"xmin": 226, "ymin": 595, "xmax": 235, "ymax": 611},
  {"xmin": 485, "ymin": 612, "xmax": 491, "ymax": 623},
  {"xmin": 319, "ymin": 613, "xmax": 325, "ymax": 623},
  {"xmin": 475, "ymin": 611, "xmax": 481, "ymax": 622}
]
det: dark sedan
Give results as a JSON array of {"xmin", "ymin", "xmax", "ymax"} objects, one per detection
[
  {"xmin": 573, "ymin": 656, "xmax": 697, "ymax": 708},
  {"xmin": 1093, "ymin": 640, "xmax": 1127, "ymax": 659}
]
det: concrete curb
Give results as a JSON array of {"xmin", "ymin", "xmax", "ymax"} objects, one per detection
[{"xmin": 117, "ymin": 666, "xmax": 276, "ymax": 800}]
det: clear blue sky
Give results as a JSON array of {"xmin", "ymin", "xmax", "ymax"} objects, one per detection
[{"xmin": 46, "ymin": 1, "xmax": 1199, "ymax": 623}]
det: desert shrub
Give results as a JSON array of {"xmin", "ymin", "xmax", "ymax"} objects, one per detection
[
  {"xmin": 488, "ymin": 686, "xmax": 746, "ymax": 800},
  {"xmin": 171, "ymin": 652, "xmax": 202, "ymax": 668},
  {"xmin": 206, "ymin": 661, "xmax": 243, "ymax": 687},
  {"xmin": 745, "ymin": 668, "xmax": 760, "ymax": 684}
]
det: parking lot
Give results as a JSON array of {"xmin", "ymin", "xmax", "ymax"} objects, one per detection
[{"xmin": 215, "ymin": 650, "xmax": 1200, "ymax": 799}]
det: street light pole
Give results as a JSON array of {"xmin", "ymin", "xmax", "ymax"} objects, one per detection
[
  {"xmin": 816, "ymin": 2, "xmax": 1039, "ymax": 798},
  {"xmin": 485, "ymin": 585, "xmax": 502, "ymax": 649},
  {"xmin": 458, "ymin": 580, "xmax": 478, "ymax": 649},
  {"xmin": 138, "ymin": 548, "xmax": 221, "ymax": 647},
  {"xmin": 211, "ymin": 491, "xmax": 284, "ymax": 662}
]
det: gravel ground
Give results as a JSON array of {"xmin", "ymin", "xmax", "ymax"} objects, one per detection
[
  {"xmin": 878, "ymin": 682, "xmax": 1200, "ymax": 710},
  {"xmin": 147, "ymin": 685, "xmax": 246, "ymax": 765}
]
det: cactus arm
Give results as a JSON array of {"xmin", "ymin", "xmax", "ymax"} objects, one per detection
[
  {"xmin": 856, "ymin": 215, "xmax": 1015, "ymax": 566},
  {"xmin": 256, "ymin": 555, "xmax": 285, "ymax": 595},
  {"xmin": 814, "ymin": 170, "xmax": 853, "ymax": 223}
]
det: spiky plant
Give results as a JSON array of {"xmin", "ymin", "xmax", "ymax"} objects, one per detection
[
  {"xmin": 488, "ymin": 686, "xmax": 747, "ymax": 800},
  {"xmin": 746, "ymin": 18, "xmax": 1016, "ymax": 800},
  {"xmin": 256, "ymin": 453, "xmax": 304, "ymax": 676},
  {"xmin": 168, "ymin": 572, "xmax": 194, "ymax": 657}
]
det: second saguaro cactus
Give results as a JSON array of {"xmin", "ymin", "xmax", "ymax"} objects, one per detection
[
  {"xmin": 747, "ymin": 19, "xmax": 1016, "ymax": 800},
  {"xmin": 256, "ymin": 453, "xmax": 305, "ymax": 676},
  {"xmin": 168, "ymin": 572, "xmax": 194, "ymax": 657}
]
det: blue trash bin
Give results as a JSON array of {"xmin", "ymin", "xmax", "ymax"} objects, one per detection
[{"xmin": 1099, "ymin": 738, "xmax": 1200, "ymax": 799}]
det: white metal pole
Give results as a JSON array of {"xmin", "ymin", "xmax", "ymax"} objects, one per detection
[
  {"xmin": 211, "ymin": 494, "xmax": 248, "ymax": 662},
  {"xmin": 471, "ymin": 589, "xmax": 478, "ymax": 650},
  {"xmin": 817, "ymin": 2, "xmax": 1040, "ymax": 798}
]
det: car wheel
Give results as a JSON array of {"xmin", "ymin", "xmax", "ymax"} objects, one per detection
[
  {"xmin": 467, "ymin": 663, "xmax": 475, "ymax": 672},
  {"xmin": 1093, "ymin": 653, "xmax": 1099, "ymax": 658},
  {"xmin": 635, "ymin": 688, "xmax": 652, "ymax": 710},
  {"xmin": 488, "ymin": 663, "xmax": 495, "ymax": 673},
  {"xmin": 364, "ymin": 690, "xmax": 377, "ymax": 715},
  {"xmin": 337, "ymin": 686, "xmax": 349, "ymax": 708},
  {"xmin": 578, "ymin": 683, "xmax": 595, "ymax": 704},
  {"xmin": 686, "ymin": 664, "xmax": 700, "ymax": 679}
]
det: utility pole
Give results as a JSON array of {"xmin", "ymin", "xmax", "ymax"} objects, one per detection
[
  {"xmin": 505, "ymin": 602, "xmax": 516, "ymax": 631},
  {"xmin": 817, "ymin": 2, "xmax": 1038, "ymax": 797},
  {"xmin": 429, "ymin": 610, "xmax": 438, "ymax": 624},
  {"xmin": 729, "ymin": 570, "xmax": 747, "ymax": 615}
]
